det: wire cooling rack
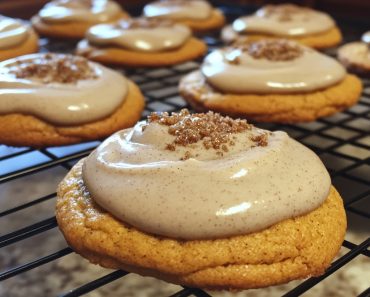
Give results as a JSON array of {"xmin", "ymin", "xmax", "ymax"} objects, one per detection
[{"xmin": 0, "ymin": 4, "xmax": 369, "ymax": 297}]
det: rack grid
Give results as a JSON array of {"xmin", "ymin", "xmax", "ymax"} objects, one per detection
[{"xmin": 0, "ymin": 4, "xmax": 369, "ymax": 297}]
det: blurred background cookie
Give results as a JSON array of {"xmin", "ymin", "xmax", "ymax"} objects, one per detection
[
  {"xmin": 337, "ymin": 31, "xmax": 370, "ymax": 75},
  {"xmin": 142, "ymin": 0, "xmax": 225, "ymax": 34},
  {"xmin": 221, "ymin": 4, "xmax": 342, "ymax": 50},
  {"xmin": 0, "ymin": 53, "xmax": 144, "ymax": 147},
  {"xmin": 31, "ymin": 0, "xmax": 130, "ymax": 39},
  {"xmin": 0, "ymin": 15, "xmax": 38, "ymax": 61},
  {"xmin": 180, "ymin": 39, "xmax": 362, "ymax": 122},
  {"xmin": 76, "ymin": 17, "xmax": 207, "ymax": 67}
]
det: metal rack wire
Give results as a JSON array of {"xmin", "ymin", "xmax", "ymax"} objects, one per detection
[{"xmin": 0, "ymin": 4, "xmax": 369, "ymax": 297}]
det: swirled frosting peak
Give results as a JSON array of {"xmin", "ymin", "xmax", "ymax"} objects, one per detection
[
  {"xmin": 0, "ymin": 16, "xmax": 29, "ymax": 49},
  {"xmin": 143, "ymin": 0, "xmax": 212, "ymax": 20},
  {"xmin": 39, "ymin": 0, "xmax": 122, "ymax": 23},
  {"xmin": 201, "ymin": 39, "xmax": 346, "ymax": 94},
  {"xmin": 86, "ymin": 18, "xmax": 191, "ymax": 52},
  {"xmin": 83, "ymin": 109, "xmax": 331, "ymax": 239},
  {"xmin": 0, "ymin": 53, "xmax": 127, "ymax": 125},
  {"xmin": 232, "ymin": 4, "xmax": 335, "ymax": 37}
]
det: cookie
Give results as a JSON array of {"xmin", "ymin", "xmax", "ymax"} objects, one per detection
[
  {"xmin": 337, "ymin": 31, "xmax": 370, "ymax": 74},
  {"xmin": 31, "ymin": 0, "xmax": 129, "ymax": 39},
  {"xmin": 179, "ymin": 40, "xmax": 362, "ymax": 123},
  {"xmin": 0, "ymin": 16, "xmax": 38, "ymax": 61},
  {"xmin": 56, "ymin": 110, "xmax": 346, "ymax": 290},
  {"xmin": 221, "ymin": 4, "xmax": 342, "ymax": 50},
  {"xmin": 0, "ymin": 53, "xmax": 144, "ymax": 147},
  {"xmin": 76, "ymin": 18, "xmax": 207, "ymax": 67},
  {"xmin": 143, "ymin": 0, "xmax": 225, "ymax": 34}
]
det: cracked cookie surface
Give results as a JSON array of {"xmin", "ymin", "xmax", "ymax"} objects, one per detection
[{"xmin": 56, "ymin": 159, "xmax": 346, "ymax": 289}]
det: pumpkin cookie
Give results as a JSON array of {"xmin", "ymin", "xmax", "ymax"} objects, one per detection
[
  {"xmin": 221, "ymin": 4, "xmax": 342, "ymax": 50},
  {"xmin": 143, "ymin": 0, "xmax": 225, "ymax": 34},
  {"xmin": 179, "ymin": 39, "xmax": 362, "ymax": 123},
  {"xmin": 31, "ymin": 0, "xmax": 129, "ymax": 40},
  {"xmin": 0, "ymin": 53, "xmax": 144, "ymax": 147},
  {"xmin": 57, "ymin": 110, "xmax": 346, "ymax": 290},
  {"xmin": 0, "ymin": 15, "xmax": 38, "ymax": 61},
  {"xmin": 76, "ymin": 18, "xmax": 207, "ymax": 67},
  {"xmin": 337, "ymin": 31, "xmax": 370, "ymax": 74}
]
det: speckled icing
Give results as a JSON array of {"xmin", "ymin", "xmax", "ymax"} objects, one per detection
[
  {"xmin": 201, "ymin": 42, "xmax": 346, "ymax": 94},
  {"xmin": 83, "ymin": 117, "xmax": 331, "ymax": 240},
  {"xmin": 86, "ymin": 18, "xmax": 191, "ymax": 52},
  {"xmin": 0, "ymin": 16, "xmax": 29, "ymax": 49},
  {"xmin": 0, "ymin": 53, "xmax": 127, "ymax": 125},
  {"xmin": 143, "ymin": 0, "xmax": 212, "ymax": 20},
  {"xmin": 232, "ymin": 4, "xmax": 335, "ymax": 37},
  {"xmin": 39, "ymin": 0, "xmax": 122, "ymax": 23}
]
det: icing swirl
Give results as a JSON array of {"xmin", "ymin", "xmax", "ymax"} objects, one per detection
[
  {"xmin": 86, "ymin": 18, "xmax": 191, "ymax": 52},
  {"xmin": 39, "ymin": 0, "xmax": 122, "ymax": 23},
  {"xmin": 201, "ymin": 39, "xmax": 346, "ymax": 94},
  {"xmin": 0, "ymin": 16, "xmax": 29, "ymax": 49},
  {"xmin": 0, "ymin": 53, "xmax": 127, "ymax": 125},
  {"xmin": 83, "ymin": 110, "xmax": 331, "ymax": 240},
  {"xmin": 232, "ymin": 4, "xmax": 335, "ymax": 37},
  {"xmin": 143, "ymin": 0, "xmax": 212, "ymax": 20}
]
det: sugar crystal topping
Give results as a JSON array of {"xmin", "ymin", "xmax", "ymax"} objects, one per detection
[
  {"xmin": 146, "ymin": 109, "xmax": 268, "ymax": 159},
  {"xmin": 9, "ymin": 54, "xmax": 98, "ymax": 84},
  {"xmin": 228, "ymin": 39, "xmax": 304, "ymax": 64}
]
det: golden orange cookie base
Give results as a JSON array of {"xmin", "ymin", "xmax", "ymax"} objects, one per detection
[
  {"xmin": 56, "ymin": 159, "xmax": 346, "ymax": 290},
  {"xmin": 76, "ymin": 37, "xmax": 207, "ymax": 67},
  {"xmin": 179, "ymin": 72, "xmax": 363, "ymax": 123},
  {"xmin": 224, "ymin": 27, "xmax": 342, "ymax": 50},
  {"xmin": 31, "ymin": 12, "xmax": 129, "ymax": 40},
  {"xmin": 0, "ymin": 29, "xmax": 39, "ymax": 61},
  {"xmin": 0, "ymin": 81, "xmax": 144, "ymax": 148}
]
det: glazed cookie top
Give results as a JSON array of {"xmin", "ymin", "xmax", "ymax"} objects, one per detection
[
  {"xmin": 0, "ymin": 16, "xmax": 29, "ymax": 49},
  {"xmin": 143, "ymin": 0, "xmax": 212, "ymax": 21},
  {"xmin": 38, "ymin": 0, "xmax": 122, "ymax": 23},
  {"xmin": 362, "ymin": 31, "xmax": 370, "ymax": 44},
  {"xmin": 0, "ymin": 53, "xmax": 128, "ymax": 125},
  {"xmin": 202, "ymin": 39, "xmax": 346, "ymax": 94},
  {"xmin": 83, "ymin": 109, "xmax": 331, "ymax": 240},
  {"xmin": 86, "ymin": 18, "xmax": 191, "ymax": 52},
  {"xmin": 232, "ymin": 4, "xmax": 335, "ymax": 37}
]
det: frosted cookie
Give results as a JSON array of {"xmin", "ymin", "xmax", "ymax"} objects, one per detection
[
  {"xmin": 76, "ymin": 18, "xmax": 207, "ymax": 67},
  {"xmin": 0, "ymin": 15, "xmax": 38, "ymax": 61},
  {"xmin": 0, "ymin": 53, "xmax": 144, "ymax": 147},
  {"xmin": 221, "ymin": 4, "xmax": 341, "ymax": 50},
  {"xmin": 337, "ymin": 31, "xmax": 370, "ymax": 74},
  {"xmin": 57, "ymin": 109, "xmax": 346, "ymax": 290},
  {"xmin": 143, "ymin": 0, "xmax": 225, "ymax": 34},
  {"xmin": 179, "ymin": 39, "xmax": 362, "ymax": 123},
  {"xmin": 31, "ymin": 0, "xmax": 129, "ymax": 39}
]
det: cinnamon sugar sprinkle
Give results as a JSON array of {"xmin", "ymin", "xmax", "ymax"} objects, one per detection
[
  {"xmin": 10, "ymin": 54, "xmax": 98, "ymax": 84},
  {"xmin": 263, "ymin": 4, "xmax": 310, "ymax": 22},
  {"xmin": 229, "ymin": 39, "xmax": 303, "ymax": 63},
  {"xmin": 147, "ymin": 109, "xmax": 269, "ymax": 159}
]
